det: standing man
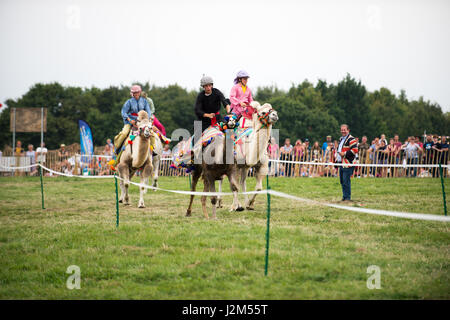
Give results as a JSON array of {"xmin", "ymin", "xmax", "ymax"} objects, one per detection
[
  {"xmin": 423, "ymin": 134, "xmax": 435, "ymax": 177},
  {"xmin": 336, "ymin": 124, "xmax": 358, "ymax": 202},
  {"xmin": 36, "ymin": 142, "xmax": 48, "ymax": 164},
  {"xmin": 280, "ymin": 138, "xmax": 294, "ymax": 176},
  {"xmin": 194, "ymin": 75, "xmax": 230, "ymax": 133}
]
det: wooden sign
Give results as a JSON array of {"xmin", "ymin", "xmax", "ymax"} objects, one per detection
[{"xmin": 10, "ymin": 108, "xmax": 47, "ymax": 132}]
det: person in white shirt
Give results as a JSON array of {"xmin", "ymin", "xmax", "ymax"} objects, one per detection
[
  {"xmin": 36, "ymin": 142, "xmax": 48, "ymax": 164},
  {"xmin": 161, "ymin": 144, "xmax": 172, "ymax": 158}
]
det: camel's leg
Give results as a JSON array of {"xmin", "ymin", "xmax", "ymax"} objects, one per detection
[
  {"xmin": 186, "ymin": 169, "xmax": 201, "ymax": 217},
  {"xmin": 118, "ymin": 178, "xmax": 125, "ymax": 203},
  {"xmin": 138, "ymin": 161, "xmax": 152, "ymax": 208},
  {"xmin": 228, "ymin": 172, "xmax": 244, "ymax": 212},
  {"xmin": 118, "ymin": 163, "xmax": 130, "ymax": 205},
  {"xmin": 239, "ymin": 167, "xmax": 250, "ymax": 209},
  {"xmin": 217, "ymin": 176, "xmax": 224, "ymax": 208},
  {"xmin": 152, "ymin": 155, "xmax": 160, "ymax": 191},
  {"xmin": 201, "ymin": 177, "xmax": 211, "ymax": 219},
  {"xmin": 248, "ymin": 164, "xmax": 268, "ymax": 210},
  {"xmin": 210, "ymin": 180, "xmax": 217, "ymax": 220}
]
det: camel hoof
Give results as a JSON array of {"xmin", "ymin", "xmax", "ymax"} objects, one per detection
[
  {"xmin": 186, "ymin": 210, "xmax": 191, "ymax": 217},
  {"xmin": 124, "ymin": 203, "xmax": 130, "ymax": 206},
  {"xmin": 236, "ymin": 206, "xmax": 244, "ymax": 211},
  {"xmin": 119, "ymin": 199, "xmax": 123, "ymax": 203},
  {"xmin": 138, "ymin": 204, "xmax": 145, "ymax": 208},
  {"xmin": 246, "ymin": 206, "xmax": 254, "ymax": 211}
]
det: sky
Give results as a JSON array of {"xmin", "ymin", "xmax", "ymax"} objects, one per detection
[{"xmin": 1, "ymin": 0, "xmax": 449, "ymax": 112}]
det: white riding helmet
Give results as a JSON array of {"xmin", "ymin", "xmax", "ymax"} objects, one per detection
[{"xmin": 200, "ymin": 75, "xmax": 213, "ymax": 87}]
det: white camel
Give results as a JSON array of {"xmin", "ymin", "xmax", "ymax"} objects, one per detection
[
  {"xmin": 218, "ymin": 101, "xmax": 279, "ymax": 210},
  {"xmin": 117, "ymin": 110, "xmax": 153, "ymax": 208},
  {"xmin": 151, "ymin": 134, "xmax": 163, "ymax": 189}
]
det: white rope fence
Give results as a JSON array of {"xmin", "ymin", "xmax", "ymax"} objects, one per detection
[
  {"xmin": 269, "ymin": 159, "xmax": 450, "ymax": 168},
  {"xmin": 0, "ymin": 163, "xmax": 448, "ymax": 222}
]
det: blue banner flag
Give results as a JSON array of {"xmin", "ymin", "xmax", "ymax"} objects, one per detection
[{"xmin": 78, "ymin": 120, "xmax": 94, "ymax": 165}]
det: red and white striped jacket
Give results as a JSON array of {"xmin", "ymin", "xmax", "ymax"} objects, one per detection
[{"xmin": 338, "ymin": 134, "xmax": 358, "ymax": 168}]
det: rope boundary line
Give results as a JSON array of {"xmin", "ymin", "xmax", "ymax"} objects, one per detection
[{"xmin": 1, "ymin": 163, "xmax": 448, "ymax": 222}]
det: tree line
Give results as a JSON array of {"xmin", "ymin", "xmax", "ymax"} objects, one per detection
[{"xmin": 0, "ymin": 74, "xmax": 448, "ymax": 150}]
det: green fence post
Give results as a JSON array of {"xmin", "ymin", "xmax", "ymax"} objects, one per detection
[
  {"xmin": 189, "ymin": 173, "xmax": 192, "ymax": 189},
  {"xmin": 39, "ymin": 165, "xmax": 45, "ymax": 209},
  {"xmin": 114, "ymin": 174, "xmax": 120, "ymax": 227},
  {"xmin": 439, "ymin": 163, "xmax": 447, "ymax": 216},
  {"xmin": 265, "ymin": 175, "xmax": 271, "ymax": 276}
]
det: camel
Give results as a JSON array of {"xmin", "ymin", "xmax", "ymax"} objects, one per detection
[
  {"xmin": 190, "ymin": 133, "xmax": 244, "ymax": 219},
  {"xmin": 219, "ymin": 101, "xmax": 279, "ymax": 210},
  {"xmin": 172, "ymin": 127, "xmax": 243, "ymax": 219},
  {"xmin": 117, "ymin": 110, "xmax": 153, "ymax": 208}
]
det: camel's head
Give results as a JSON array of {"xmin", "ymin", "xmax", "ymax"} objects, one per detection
[
  {"xmin": 251, "ymin": 101, "xmax": 278, "ymax": 125},
  {"xmin": 136, "ymin": 119, "xmax": 152, "ymax": 139},
  {"xmin": 223, "ymin": 114, "xmax": 238, "ymax": 129},
  {"xmin": 135, "ymin": 110, "xmax": 152, "ymax": 138}
]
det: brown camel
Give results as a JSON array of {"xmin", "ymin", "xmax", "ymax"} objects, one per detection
[{"xmin": 182, "ymin": 130, "xmax": 244, "ymax": 219}]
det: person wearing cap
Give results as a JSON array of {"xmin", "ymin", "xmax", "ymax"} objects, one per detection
[
  {"xmin": 58, "ymin": 144, "xmax": 69, "ymax": 172},
  {"xmin": 113, "ymin": 84, "xmax": 154, "ymax": 154},
  {"xmin": 194, "ymin": 75, "xmax": 230, "ymax": 132},
  {"xmin": 229, "ymin": 70, "xmax": 253, "ymax": 121}
]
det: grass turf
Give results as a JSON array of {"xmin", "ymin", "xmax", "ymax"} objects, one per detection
[{"xmin": 0, "ymin": 175, "xmax": 448, "ymax": 299}]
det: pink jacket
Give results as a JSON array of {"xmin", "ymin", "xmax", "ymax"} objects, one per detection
[
  {"xmin": 230, "ymin": 83, "xmax": 253, "ymax": 116},
  {"xmin": 152, "ymin": 116, "xmax": 166, "ymax": 136}
]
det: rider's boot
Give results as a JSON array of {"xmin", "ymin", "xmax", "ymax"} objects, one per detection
[
  {"xmin": 150, "ymin": 134, "xmax": 158, "ymax": 156},
  {"xmin": 114, "ymin": 124, "xmax": 131, "ymax": 155}
]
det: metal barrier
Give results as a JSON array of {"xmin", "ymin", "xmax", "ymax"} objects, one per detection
[
  {"xmin": 1, "ymin": 147, "xmax": 448, "ymax": 178},
  {"xmin": 270, "ymin": 148, "xmax": 449, "ymax": 178}
]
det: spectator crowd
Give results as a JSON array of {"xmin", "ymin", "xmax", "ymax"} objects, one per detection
[
  {"xmin": 268, "ymin": 133, "xmax": 449, "ymax": 178},
  {"xmin": 1, "ymin": 133, "xmax": 448, "ymax": 178}
]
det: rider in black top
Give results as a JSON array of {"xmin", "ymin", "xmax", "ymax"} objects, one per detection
[{"xmin": 194, "ymin": 75, "xmax": 230, "ymax": 132}]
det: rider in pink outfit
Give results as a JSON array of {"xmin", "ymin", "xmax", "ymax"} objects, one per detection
[
  {"xmin": 152, "ymin": 116, "xmax": 166, "ymax": 136},
  {"xmin": 229, "ymin": 70, "xmax": 254, "ymax": 119}
]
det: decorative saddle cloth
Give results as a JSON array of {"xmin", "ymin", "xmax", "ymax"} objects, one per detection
[{"xmin": 171, "ymin": 126, "xmax": 224, "ymax": 170}]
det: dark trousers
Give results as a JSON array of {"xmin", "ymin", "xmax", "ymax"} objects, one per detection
[
  {"xmin": 406, "ymin": 158, "xmax": 418, "ymax": 177},
  {"xmin": 339, "ymin": 167, "xmax": 354, "ymax": 200}
]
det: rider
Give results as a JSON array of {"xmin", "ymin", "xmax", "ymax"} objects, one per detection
[
  {"xmin": 141, "ymin": 91, "xmax": 155, "ymax": 115},
  {"xmin": 194, "ymin": 75, "xmax": 231, "ymax": 133},
  {"xmin": 141, "ymin": 91, "xmax": 171, "ymax": 144},
  {"xmin": 113, "ymin": 84, "xmax": 156, "ymax": 155},
  {"xmin": 229, "ymin": 70, "xmax": 254, "ymax": 123}
]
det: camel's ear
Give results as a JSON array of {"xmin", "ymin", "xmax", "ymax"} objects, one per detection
[
  {"xmin": 250, "ymin": 101, "xmax": 261, "ymax": 110},
  {"xmin": 261, "ymin": 103, "xmax": 272, "ymax": 110}
]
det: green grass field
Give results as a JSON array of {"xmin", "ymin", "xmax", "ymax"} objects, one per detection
[{"xmin": 0, "ymin": 175, "xmax": 449, "ymax": 299}]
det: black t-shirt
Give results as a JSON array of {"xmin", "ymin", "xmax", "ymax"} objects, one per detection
[
  {"xmin": 194, "ymin": 88, "xmax": 228, "ymax": 131},
  {"xmin": 423, "ymin": 141, "xmax": 434, "ymax": 158},
  {"xmin": 377, "ymin": 145, "xmax": 387, "ymax": 161},
  {"xmin": 436, "ymin": 142, "xmax": 449, "ymax": 163}
]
